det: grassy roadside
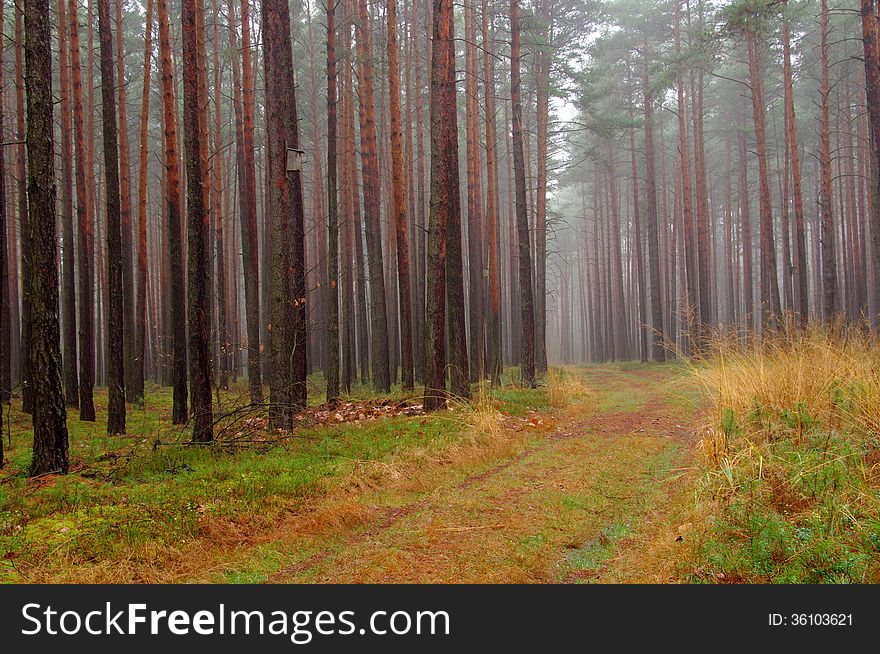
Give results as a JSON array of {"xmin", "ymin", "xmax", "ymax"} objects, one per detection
[
  {"xmin": 0, "ymin": 372, "xmax": 549, "ymax": 583},
  {"xmin": 687, "ymin": 327, "xmax": 880, "ymax": 583}
]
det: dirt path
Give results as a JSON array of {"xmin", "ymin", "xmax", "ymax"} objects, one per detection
[{"xmin": 265, "ymin": 365, "xmax": 698, "ymax": 584}]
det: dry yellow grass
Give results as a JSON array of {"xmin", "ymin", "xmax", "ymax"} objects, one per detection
[
  {"xmin": 690, "ymin": 323, "xmax": 880, "ymax": 445},
  {"xmin": 547, "ymin": 367, "xmax": 593, "ymax": 408}
]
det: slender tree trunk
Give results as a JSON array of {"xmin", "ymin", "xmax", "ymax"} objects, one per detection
[
  {"xmin": 26, "ymin": 0, "xmax": 70, "ymax": 474},
  {"xmin": 17, "ymin": 3, "xmax": 32, "ymax": 414},
  {"xmin": 69, "ymin": 0, "xmax": 95, "ymax": 420},
  {"xmin": 240, "ymin": 0, "xmax": 263, "ymax": 401},
  {"xmin": 412, "ymin": 0, "xmax": 427, "ymax": 383},
  {"xmin": 56, "ymin": 0, "xmax": 78, "ymax": 408},
  {"xmin": 483, "ymin": 0, "xmax": 502, "ymax": 384},
  {"xmin": 511, "ymin": 0, "xmax": 536, "ymax": 386},
  {"xmin": 819, "ymin": 0, "xmax": 838, "ymax": 320},
  {"xmin": 97, "ymin": 0, "xmax": 126, "ymax": 434},
  {"xmin": 0, "ymin": 0, "xmax": 8, "ymax": 407},
  {"xmin": 674, "ymin": 4, "xmax": 698, "ymax": 350},
  {"xmin": 212, "ymin": 0, "xmax": 230, "ymax": 391},
  {"xmin": 115, "ymin": 0, "xmax": 136, "ymax": 401},
  {"xmin": 739, "ymin": 126, "xmax": 755, "ymax": 332},
  {"xmin": 355, "ymin": 0, "xmax": 391, "ymax": 392},
  {"xmin": 158, "ymin": 0, "xmax": 188, "ymax": 423},
  {"xmin": 133, "ymin": 0, "xmax": 153, "ymax": 404},
  {"xmin": 326, "ymin": 0, "xmax": 340, "ymax": 403},
  {"xmin": 783, "ymin": 0, "xmax": 808, "ymax": 327},
  {"xmin": 630, "ymin": 98, "xmax": 647, "ymax": 362},
  {"xmin": 387, "ymin": 0, "xmax": 414, "ymax": 391},
  {"xmin": 534, "ymin": 0, "xmax": 550, "ymax": 374},
  {"xmin": 182, "ymin": 0, "xmax": 213, "ymax": 441},
  {"xmin": 643, "ymin": 50, "xmax": 665, "ymax": 362},
  {"xmin": 465, "ymin": 0, "xmax": 484, "ymax": 381},
  {"xmin": 861, "ymin": 0, "xmax": 880, "ymax": 322}
]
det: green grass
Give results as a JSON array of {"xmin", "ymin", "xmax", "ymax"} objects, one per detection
[
  {"xmin": 0, "ymin": 376, "xmax": 547, "ymax": 583},
  {"xmin": 691, "ymin": 406, "xmax": 880, "ymax": 583}
]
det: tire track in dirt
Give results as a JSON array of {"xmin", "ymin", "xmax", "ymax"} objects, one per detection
[{"xmin": 268, "ymin": 365, "xmax": 696, "ymax": 584}]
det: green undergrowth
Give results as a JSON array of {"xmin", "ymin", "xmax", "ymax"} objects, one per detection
[
  {"xmin": 691, "ymin": 393, "xmax": 880, "ymax": 583},
  {"xmin": 0, "ymin": 376, "xmax": 548, "ymax": 583}
]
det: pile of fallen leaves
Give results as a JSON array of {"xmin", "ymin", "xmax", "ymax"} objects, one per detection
[
  {"xmin": 301, "ymin": 399, "xmax": 425, "ymax": 427},
  {"xmin": 220, "ymin": 399, "xmax": 426, "ymax": 446}
]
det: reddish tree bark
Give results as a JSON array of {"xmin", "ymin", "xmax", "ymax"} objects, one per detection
[
  {"xmin": 355, "ymin": 0, "xmax": 391, "ymax": 392},
  {"xmin": 465, "ymin": 0, "xmax": 484, "ymax": 381},
  {"xmin": 69, "ymin": 0, "xmax": 96, "ymax": 420},
  {"xmin": 158, "ymin": 0, "xmax": 188, "ymax": 423},
  {"xmin": 746, "ymin": 32, "xmax": 782, "ymax": 329},
  {"xmin": 133, "ymin": 0, "xmax": 154, "ymax": 404},
  {"xmin": 511, "ymin": 0, "xmax": 536, "ymax": 387},
  {"xmin": 387, "ymin": 0, "xmax": 414, "ymax": 391}
]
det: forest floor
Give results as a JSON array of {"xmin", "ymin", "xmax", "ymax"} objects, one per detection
[
  {"xmin": 265, "ymin": 364, "xmax": 699, "ymax": 584},
  {"xmin": 0, "ymin": 363, "xmax": 705, "ymax": 583}
]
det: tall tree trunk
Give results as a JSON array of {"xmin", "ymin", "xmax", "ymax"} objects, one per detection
[
  {"xmin": 212, "ymin": 0, "xmax": 230, "ymax": 391},
  {"xmin": 739, "ymin": 128, "xmax": 754, "ymax": 331},
  {"xmin": 534, "ymin": 0, "xmax": 550, "ymax": 374},
  {"xmin": 0, "ymin": 0, "xmax": 8, "ymax": 406},
  {"xmin": 239, "ymin": 0, "xmax": 263, "ymax": 402},
  {"xmin": 819, "ymin": 0, "xmax": 838, "ymax": 320},
  {"xmin": 511, "ymin": 0, "xmax": 536, "ymax": 387},
  {"xmin": 412, "ymin": 0, "xmax": 427, "ymax": 383},
  {"xmin": 783, "ymin": 0, "xmax": 808, "ymax": 327},
  {"xmin": 115, "ymin": 0, "xmax": 135, "ymax": 401},
  {"xmin": 387, "ymin": 0, "xmax": 414, "ymax": 391},
  {"xmin": 630, "ymin": 97, "xmax": 647, "ymax": 362},
  {"xmin": 26, "ymin": 0, "xmax": 70, "ymax": 474},
  {"xmin": 355, "ymin": 0, "xmax": 391, "ymax": 392},
  {"xmin": 17, "ymin": 3, "xmax": 32, "ymax": 414},
  {"xmin": 465, "ymin": 0, "xmax": 485, "ymax": 381},
  {"xmin": 747, "ymin": 33, "xmax": 782, "ymax": 329},
  {"xmin": 69, "ymin": 0, "xmax": 95, "ymax": 420},
  {"xmin": 861, "ymin": 0, "xmax": 880, "ymax": 322},
  {"xmin": 424, "ymin": 0, "xmax": 460, "ymax": 410},
  {"xmin": 97, "ymin": 0, "xmax": 126, "ymax": 435},
  {"xmin": 674, "ymin": 3, "xmax": 698, "ymax": 350},
  {"xmin": 158, "ymin": 0, "xmax": 188, "ymax": 423},
  {"xmin": 263, "ymin": 0, "xmax": 308, "ymax": 427},
  {"xmin": 133, "ymin": 0, "xmax": 153, "ymax": 404},
  {"xmin": 326, "ymin": 0, "xmax": 340, "ymax": 403},
  {"xmin": 57, "ymin": 0, "xmax": 78, "ymax": 408},
  {"xmin": 643, "ymin": 49, "xmax": 665, "ymax": 362},
  {"xmin": 182, "ymin": 0, "xmax": 213, "ymax": 441},
  {"xmin": 483, "ymin": 0, "xmax": 502, "ymax": 384}
]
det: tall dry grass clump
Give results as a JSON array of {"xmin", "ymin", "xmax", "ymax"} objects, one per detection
[
  {"xmin": 691, "ymin": 322, "xmax": 880, "ymax": 453},
  {"xmin": 547, "ymin": 367, "xmax": 592, "ymax": 408},
  {"xmin": 685, "ymin": 322, "xmax": 880, "ymax": 582}
]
